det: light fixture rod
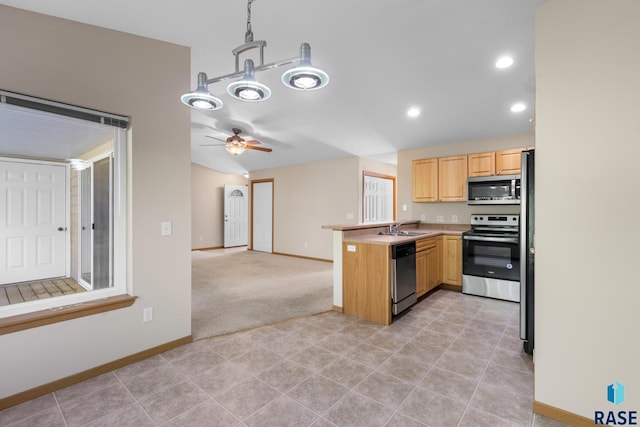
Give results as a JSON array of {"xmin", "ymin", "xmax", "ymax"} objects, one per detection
[
  {"xmin": 204, "ymin": 55, "xmax": 298, "ymax": 86},
  {"xmin": 232, "ymin": 40, "xmax": 267, "ymax": 71}
]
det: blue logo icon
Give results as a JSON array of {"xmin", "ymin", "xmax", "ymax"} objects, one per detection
[{"xmin": 608, "ymin": 381, "xmax": 625, "ymax": 406}]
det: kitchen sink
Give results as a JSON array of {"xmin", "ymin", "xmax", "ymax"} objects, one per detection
[{"xmin": 378, "ymin": 231, "xmax": 429, "ymax": 237}]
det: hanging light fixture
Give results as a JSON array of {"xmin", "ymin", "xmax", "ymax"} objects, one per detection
[{"xmin": 180, "ymin": 0, "xmax": 329, "ymax": 110}]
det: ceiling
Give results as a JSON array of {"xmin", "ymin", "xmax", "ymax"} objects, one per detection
[{"xmin": 0, "ymin": 0, "xmax": 545, "ymax": 175}]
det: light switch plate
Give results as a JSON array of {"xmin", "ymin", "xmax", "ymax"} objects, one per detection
[{"xmin": 161, "ymin": 221, "xmax": 172, "ymax": 236}]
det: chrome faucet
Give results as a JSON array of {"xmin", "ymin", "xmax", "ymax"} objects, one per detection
[{"xmin": 390, "ymin": 222, "xmax": 404, "ymax": 233}]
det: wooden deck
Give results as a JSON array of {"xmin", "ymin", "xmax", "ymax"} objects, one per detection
[{"xmin": 0, "ymin": 278, "xmax": 86, "ymax": 307}]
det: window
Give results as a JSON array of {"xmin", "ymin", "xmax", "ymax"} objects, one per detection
[
  {"xmin": 363, "ymin": 171, "xmax": 396, "ymax": 224},
  {"xmin": 0, "ymin": 90, "xmax": 128, "ymax": 319}
]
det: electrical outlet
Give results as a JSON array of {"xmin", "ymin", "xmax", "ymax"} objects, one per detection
[
  {"xmin": 402, "ymin": 204, "xmax": 408, "ymax": 212},
  {"xmin": 452, "ymin": 215, "xmax": 458, "ymax": 223},
  {"xmin": 161, "ymin": 222, "xmax": 172, "ymax": 236},
  {"xmin": 437, "ymin": 215, "xmax": 444, "ymax": 223},
  {"xmin": 304, "ymin": 242, "xmax": 308, "ymax": 248},
  {"xmin": 143, "ymin": 307, "xmax": 153, "ymax": 323},
  {"xmin": 421, "ymin": 214, "xmax": 426, "ymax": 221},
  {"xmin": 346, "ymin": 213, "xmax": 354, "ymax": 220}
]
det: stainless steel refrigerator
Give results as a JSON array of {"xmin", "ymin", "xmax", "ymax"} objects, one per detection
[{"xmin": 520, "ymin": 149, "xmax": 535, "ymax": 355}]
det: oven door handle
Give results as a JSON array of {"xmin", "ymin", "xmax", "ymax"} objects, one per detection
[{"xmin": 463, "ymin": 235, "xmax": 519, "ymax": 244}]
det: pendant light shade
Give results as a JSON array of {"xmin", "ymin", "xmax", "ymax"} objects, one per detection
[
  {"xmin": 180, "ymin": 72, "xmax": 224, "ymax": 110},
  {"xmin": 227, "ymin": 59, "xmax": 271, "ymax": 101},
  {"xmin": 281, "ymin": 43, "xmax": 329, "ymax": 91}
]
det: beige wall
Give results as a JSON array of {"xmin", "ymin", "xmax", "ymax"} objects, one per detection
[
  {"xmin": 397, "ymin": 133, "xmax": 534, "ymax": 224},
  {"xmin": 0, "ymin": 6, "xmax": 191, "ymax": 398},
  {"xmin": 250, "ymin": 156, "xmax": 397, "ymax": 260},
  {"xmin": 191, "ymin": 163, "xmax": 247, "ymax": 249},
  {"xmin": 535, "ymin": 0, "xmax": 640, "ymax": 418}
]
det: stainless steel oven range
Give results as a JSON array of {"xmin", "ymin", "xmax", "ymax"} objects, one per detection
[{"xmin": 462, "ymin": 214, "xmax": 520, "ymax": 302}]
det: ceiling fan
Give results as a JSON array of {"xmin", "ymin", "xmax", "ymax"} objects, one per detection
[{"xmin": 201, "ymin": 128, "xmax": 273, "ymax": 156}]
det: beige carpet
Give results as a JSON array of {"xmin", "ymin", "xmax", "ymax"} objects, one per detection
[{"xmin": 191, "ymin": 249, "xmax": 333, "ymax": 340}]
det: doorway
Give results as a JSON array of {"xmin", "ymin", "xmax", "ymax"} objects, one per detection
[
  {"xmin": 79, "ymin": 154, "xmax": 113, "ymax": 290},
  {"xmin": 251, "ymin": 179, "xmax": 273, "ymax": 253}
]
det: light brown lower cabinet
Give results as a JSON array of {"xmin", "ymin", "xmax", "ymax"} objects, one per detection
[
  {"xmin": 442, "ymin": 235, "xmax": 462, "ymax": 288},
  {"xmin": 342, "ymin": 242, "xmax": 392, "ymax": 325},
  {"xmin": 416, "ymin": 237, "xmax": 442, "ymax": 298},
  {"xmin": 342, "ymin": 234, "xmax": 463, "ymax": 326}
]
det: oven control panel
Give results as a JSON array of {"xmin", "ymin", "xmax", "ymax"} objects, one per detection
[{"xmin": 470, "ymin": 214, "xmax": 519, "ymax": 227}]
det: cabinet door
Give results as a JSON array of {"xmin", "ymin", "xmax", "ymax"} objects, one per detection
[
  {"xmin": 416, "ymin": 250, "xmax": 428, "ymax": 298},
  {"xmin": 496, "ymin": 149, "xmax": 523, "ymax": 175},
  {"xmin": 412, "ymin": 159, "xmax": 438, "ymax": 202},
  {"xmin": 468, "ymin": 152, "xmax": 495, "ymax": 177},
  {"xmin": 443, "ymin": 235, "xmax": 462, "ymax": 287},
  {"xmin": 438, "ymin": 156, "xmax": 468, "ymax": 201}
]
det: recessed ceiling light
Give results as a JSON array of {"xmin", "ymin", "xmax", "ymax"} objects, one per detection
[
  {"xmin": 510, "ymin": 102, "xmax": 526, "ymax": 113},
  {"xmin": 407, "ymin": 107, "xmax": 420, "ymax": 118},
  {"xmin": 496, "ymin": 56, "xmax": 514, "ymax": 69}
]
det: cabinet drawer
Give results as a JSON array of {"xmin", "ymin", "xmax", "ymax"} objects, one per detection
[{"xmin": 416, "ymin": 237, "xmax": 438, "ymax": 252}]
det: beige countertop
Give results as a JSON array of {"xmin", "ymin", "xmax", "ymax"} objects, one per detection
[
  {"xmin": 321, "ymin": 221, "xmax": 420, "ymax": 231},
  {"xmin": 333, "ymin": 223, "xmax": 469, "ymax": 245}
]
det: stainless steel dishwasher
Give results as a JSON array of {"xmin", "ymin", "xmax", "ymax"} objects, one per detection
[{"xmin": 391, "ymin": 242, "xmax": 417, "ymax": 315}]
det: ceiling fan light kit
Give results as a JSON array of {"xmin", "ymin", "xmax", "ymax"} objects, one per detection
[
  {"xmin": 201, "ymin": 128, "xmax": 273, "ymax": 156},
  {"xmin": 181, "ymin": 0, "xmax": 329, "ymax": 110},
  {"xmin": 225, "ymin": 143, "xmax": 246, "ymax": 156}
]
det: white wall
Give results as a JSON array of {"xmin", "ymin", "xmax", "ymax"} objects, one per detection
[
  {"xmin": 397, "ymin": 133, "xmax": 534, "ymax": 224},
  {"xmin": 535, "ymin": 0, "xmax": 640, "ymax": 418},
  {"xmin": 0, "ymin": 6, "xmax": 192, "ymax": 398},
  {"xmin": 191, "ymin": 163, "xmax": 247, "ymax": 249}
]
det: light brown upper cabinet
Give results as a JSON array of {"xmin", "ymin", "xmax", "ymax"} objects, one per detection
[
  {"xmin": 413, "ymin": 155, "xmax": 467, "ymax": 202},
  {"xmin": 412, "ymin": 158, "xmax": 438, "ymax": 202},
  {"xmin": 438, "ymin": 155, "xmax": 467, "ymax": 202},
  {"xmin": 495, "ymin": 148, "xmax": 523, "ymax": 175},
  {"xmin": 468, "ymin": 151, "xmax": 496, "ymax": 177}
]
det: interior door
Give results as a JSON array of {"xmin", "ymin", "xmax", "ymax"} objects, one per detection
[
  {"xmin": 223, "ymin": 184, "xmax": 248, "ymax": 248},
  {"xmin": 252, "ymin": 180, "xmax": 273, "ymax": 253},
  {"xmin": 0, "ymin": 160, "xmax": 67, "ymax": 284}
]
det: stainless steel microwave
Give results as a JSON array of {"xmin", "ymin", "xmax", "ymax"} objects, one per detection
[{"xmin": 467, "ymin": 175, "xmax": 521, "ymax": 205}]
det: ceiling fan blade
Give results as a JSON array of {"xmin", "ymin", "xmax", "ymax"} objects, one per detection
[
  {"xmin": 198, "ymin": 143, "xmax": 225, "ymax": 147},
  {"xmin": 245, "ymin": 139, "xmax": 262, "ymax": 145},
  {"xmin": 245, "ymin": 145, "xmax": 272, "ymax": 152},
  {"xmin": 205, "ymin": 135, "xmax": 227, "ymax": 142}
]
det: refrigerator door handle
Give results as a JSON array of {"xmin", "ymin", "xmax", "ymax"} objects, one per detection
[{"xmin": 519, "ymin": 150, "xmax": 529, "ymax": 341}]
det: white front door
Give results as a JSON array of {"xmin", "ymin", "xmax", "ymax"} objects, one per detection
[
  {"xmin": 252, "ymin": 180, "xmax": 273, "ymax": 253},
  {"xmin": 0, "ymin": 160, "xmax": 67, "ymax": 285},
  {"xmin": 224, "ymin": 184, "xmax": 248, "ymax": 248}
]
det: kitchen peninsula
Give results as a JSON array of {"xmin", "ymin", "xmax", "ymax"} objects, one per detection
[{"xmin": 323, "ymin": 221, "xmax": 469, "ymax": 325}]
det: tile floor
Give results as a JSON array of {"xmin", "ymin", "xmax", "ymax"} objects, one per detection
[{"xmin": 0, "ymin": 289, "xmax": 569, "ymax": 426}]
